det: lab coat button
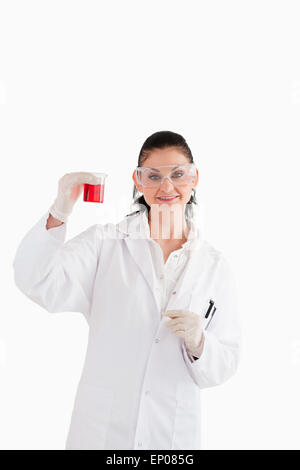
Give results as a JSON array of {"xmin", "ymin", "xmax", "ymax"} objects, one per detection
[
  {"xmin": 155, "ymin": 338, "xmax": 160, "ymax": 343},
  {"xmin": 172, "ymin": 290, "xmax": 176, "ymax": 295}
]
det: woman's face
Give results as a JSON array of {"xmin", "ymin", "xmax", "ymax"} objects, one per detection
[{"xmin": 132, "ymin": 147, "xmax": 199, "ymax": 210}]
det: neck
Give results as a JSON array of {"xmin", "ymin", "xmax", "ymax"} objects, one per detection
[{"xmin": 147, "ymin": 205, "xmax": 189, "ymax": 241}]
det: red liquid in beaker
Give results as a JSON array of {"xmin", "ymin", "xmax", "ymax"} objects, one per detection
[{"xmin": 83, "ymin": 184, "xmax": 105, "ymax": 203}]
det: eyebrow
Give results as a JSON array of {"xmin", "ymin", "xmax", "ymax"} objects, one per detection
[{"xmin": 148, "ymin": 165, "xmax": 180, "ymax": 172}]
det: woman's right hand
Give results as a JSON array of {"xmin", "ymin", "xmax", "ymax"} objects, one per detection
[{"xmin": 49, "ymin": 172, "xmax": 104, "ymax": 223}]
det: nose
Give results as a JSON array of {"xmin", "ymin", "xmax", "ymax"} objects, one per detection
[{"xmin": 160, "ymin": 176, "xmax": 174, "ymax": 190}]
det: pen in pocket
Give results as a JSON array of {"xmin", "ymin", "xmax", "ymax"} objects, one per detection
[{"xmin": 204, "ymin": 305, "xmax": 216, "ymax": 330}]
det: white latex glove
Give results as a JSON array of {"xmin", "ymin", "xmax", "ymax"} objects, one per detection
[
  {"xmin": 49, "ymin": 172, "xmax": 104, "ymax": 223},
  {"xmin": 162, "ymin": 309, "xmax": 205, "ymax": 358}
]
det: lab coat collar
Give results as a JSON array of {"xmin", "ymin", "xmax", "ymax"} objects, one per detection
[
  {"xmin": 115, "ymin": 206, "xmax": 150, "ymax": 239},
  {"xmin": 116, "ymin": 206, "xmax": 202, "ymax": 246},
  {"xmin": 116, "ymin": 207, "xmax": 208, "ymax": 318}
]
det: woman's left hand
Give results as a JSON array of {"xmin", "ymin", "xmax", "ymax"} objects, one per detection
[{"xmin": 162, "ymin": 309, "xmax": 204, "ymax": 358}]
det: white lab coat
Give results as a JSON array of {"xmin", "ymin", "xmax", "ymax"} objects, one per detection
[{"xmin": 13, "ymin": 209, "xmax": 241, "ymax": 450}]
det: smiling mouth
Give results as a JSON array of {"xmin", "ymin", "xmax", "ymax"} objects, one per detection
[{"xmin": 156, "ymin": 196, "xmax": 179, "ymax": 201}]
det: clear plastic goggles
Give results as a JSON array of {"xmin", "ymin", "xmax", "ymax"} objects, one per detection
[{"xmin": 135, "ymin": 163, "xmax": 197, "ymax": 188}]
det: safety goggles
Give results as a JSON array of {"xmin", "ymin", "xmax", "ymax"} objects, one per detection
[{"xmin": 135, "ymin": 163, "xmax": 197, "ymax": 188}]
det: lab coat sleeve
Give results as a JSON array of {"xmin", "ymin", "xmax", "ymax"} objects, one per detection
[
  {"xmin": 13, "ymin": 211, "xmax": 102, "ymax": 321},
  {"xmin": 182, "ymin": 255, "xmax": 242, "ymax": 389}
]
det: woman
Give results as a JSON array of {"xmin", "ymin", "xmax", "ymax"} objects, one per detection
[{"xmin": 13, "ymin": 130, "xmax": 241, "ymax": 450}]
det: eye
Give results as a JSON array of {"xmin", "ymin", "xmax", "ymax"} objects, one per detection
[
  {"xmin": 148, "ymin": 174, "xmax": 161, "ymax": 180},
  {"xmin": 171, "ymin": 171, "xmax": 184, "ymax": 178}
]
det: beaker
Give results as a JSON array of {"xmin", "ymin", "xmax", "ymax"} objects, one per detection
[{"xmin": 83, "ymin": 172, "xmax": 108, "ymax": 203}]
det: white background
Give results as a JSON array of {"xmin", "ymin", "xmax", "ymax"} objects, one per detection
[{"xmin": 1, "ymin": 0, "xmax": 299, "ymax": 450}]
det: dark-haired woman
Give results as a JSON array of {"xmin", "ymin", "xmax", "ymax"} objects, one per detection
[{"xmin": 13, "ymin": 131, "xmax": 241, "ymax": 450}]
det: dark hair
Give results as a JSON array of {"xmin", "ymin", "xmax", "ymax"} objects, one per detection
[{"xmin": 126, "ymin": 130, "xmax": 198, "ymax": 221}]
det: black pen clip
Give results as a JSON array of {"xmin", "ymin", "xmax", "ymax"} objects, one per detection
[{"xmin": 204, "ymin": 299, "xmax": 214, "ymax": 319}]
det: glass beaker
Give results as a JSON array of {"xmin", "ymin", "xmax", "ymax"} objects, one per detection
[{"xmin": 83, "ymin": 172, "xmax": 108, "ymax": 203}]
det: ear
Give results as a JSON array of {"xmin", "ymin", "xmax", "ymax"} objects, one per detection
[
  {"xmin": 191, "ymin": 167, "xmax": 199, "ymax": 189},
  {"xmin": 132, "ymin": 170, "xmax": 143, "ymax": 193}
]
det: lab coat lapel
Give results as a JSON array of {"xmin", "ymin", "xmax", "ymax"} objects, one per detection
[
  {"xmin": 117, "ymin": 211, "xmax": 162, "ymax": 314},
  {"xmin": 124, "ymin": 237, "xmax": 161, "ymax": 313}
]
